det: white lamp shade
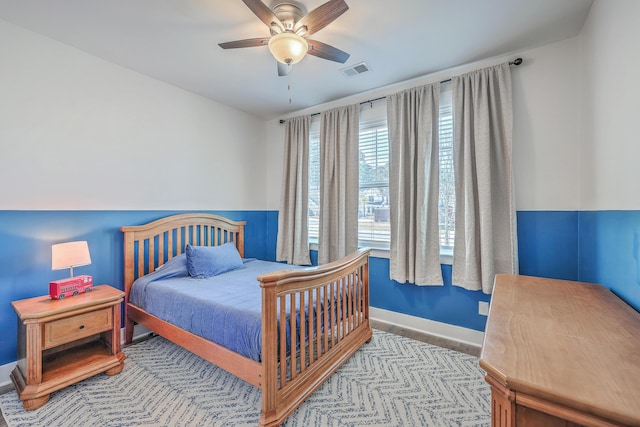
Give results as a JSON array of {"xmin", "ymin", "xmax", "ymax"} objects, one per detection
[
  {"xmin": 268, "ymin": 32, "xmax": 308, "ymax": 65},
  {"xmin": 52, "ymin": 241, "xmax": 92, "ymax": 271}
]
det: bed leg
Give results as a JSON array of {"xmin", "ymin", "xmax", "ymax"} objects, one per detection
[{"xmin": 125, "ymin": 317, "xmax": 134, "ymax": 345}]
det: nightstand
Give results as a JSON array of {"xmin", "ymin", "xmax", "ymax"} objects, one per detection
[{"xmin": 10, "ymin": 285, "xmax": 125, "ymax": 410}]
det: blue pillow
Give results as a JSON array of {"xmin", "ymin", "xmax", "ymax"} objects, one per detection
[{"xmin": 185, "ymin": 243, "xmax": 244, "ymax": 278}]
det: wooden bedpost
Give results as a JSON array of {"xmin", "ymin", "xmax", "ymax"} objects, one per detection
[
  {"xmin": 122, "ymin": 229, "xmax": 135, "ymax": 344},
  {"xmin": 236, "ymin": 227, "xmax": 245, "ymax": 258},
  {"xmin": 259, "ymin": 277, "xmax": 279, "ymax": 427},
  {"xmin": 363, "ymin": 259, "xmax": 372, "ymax": 343}
]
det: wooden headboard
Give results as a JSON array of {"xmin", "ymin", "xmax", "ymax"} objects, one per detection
[{"xmin": 120, "ymin": 213, "xmax": 246, "ymax": 297}]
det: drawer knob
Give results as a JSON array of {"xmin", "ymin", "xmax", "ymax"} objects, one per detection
[{"xmin": 79, "ymin": 325, "xmax": 85, "ymax": 330}]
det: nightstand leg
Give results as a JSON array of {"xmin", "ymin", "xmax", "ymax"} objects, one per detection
[
  {"xmin": 22, "ymin": 394, "xmax": 49, "ymax": 411},
  {"xmin": 25, "ymin": 321, "xmax": 42, "ymax": 385},
  {"xmin": 105, "ymin": 360, "xmax": 124, "ymax": 376}
]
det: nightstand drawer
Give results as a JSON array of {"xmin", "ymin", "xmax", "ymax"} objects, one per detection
[{"xmin": 43, "ymin": 308, "xmax": 112, "ymax": 349}]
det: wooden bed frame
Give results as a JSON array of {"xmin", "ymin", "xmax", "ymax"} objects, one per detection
[{"xmin": 121, "ymin": 213, "xmax": 372, "ymax": 427}]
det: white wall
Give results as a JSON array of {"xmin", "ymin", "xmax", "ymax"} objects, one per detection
[
  {"xmin": 512, "ymin": 37, "xmax": 582, "ymax": 211},
  {"xmin": 265, "ymin": 37, "xmax": 584, "ymax": 212},
  {"xmin": 266, "ymin": 119, "xmax": 285, "ymax": 211},
  {"xmin": 579, "ymin": 0, "xmax": 640, "ymax": 210},
  {"xmin": 0, "ymin": 18, "xmax": 267, "ymax": 211}
]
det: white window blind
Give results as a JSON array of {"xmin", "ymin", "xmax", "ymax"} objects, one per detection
[
  {"xmin": 439, "ymin": 84, "xmax": 455, "ymax": 251},
  {"xmin": 308, "ymin": 128, "xmax": 320, "ymax": 242}
]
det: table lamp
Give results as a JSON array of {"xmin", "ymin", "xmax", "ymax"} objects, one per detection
[{"xmin": 52, "ymin": 241, "xmax": 91, "ymax": 277}]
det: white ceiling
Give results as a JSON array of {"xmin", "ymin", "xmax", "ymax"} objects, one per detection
[{"xmin": 0, "ymin": 0, "xmax": 593, "ymax": 120}]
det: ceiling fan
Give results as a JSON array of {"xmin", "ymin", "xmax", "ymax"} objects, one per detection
[{"xmin": 219, "ymin": 0, "xmax": 350, "ymax": 76}]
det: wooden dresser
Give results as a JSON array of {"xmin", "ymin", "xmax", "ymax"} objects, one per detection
[{"xmin": 480, "ymin": 274, "xmax": 640, "ymax": 427}]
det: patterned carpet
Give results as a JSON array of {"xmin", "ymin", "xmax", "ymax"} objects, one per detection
[{"xmin": 0, "ymin": 330, "xmax": 490, "ymax": 426}]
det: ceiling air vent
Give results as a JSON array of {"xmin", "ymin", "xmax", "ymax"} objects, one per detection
[{"xmin": 340, "ymin": 62, "xmax": 370, "ymax": 77}]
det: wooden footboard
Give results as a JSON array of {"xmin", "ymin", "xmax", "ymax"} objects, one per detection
[
  {"xmin": 258, "ymin": 248, "xmax": 372, "ymax": 427},
  {"xmin": 121, "ymin": 213, "xmax": 372, "ymax": 427}
]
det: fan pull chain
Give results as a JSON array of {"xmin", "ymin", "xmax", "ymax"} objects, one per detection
[{"xmin": 288, "ymin": 64, "xmax": 293, "ymax": 104}]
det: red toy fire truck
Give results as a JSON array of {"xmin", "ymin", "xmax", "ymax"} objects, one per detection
[{"xmin": 49, "ymin": 275, "xmax": 93, "ymax": 300}]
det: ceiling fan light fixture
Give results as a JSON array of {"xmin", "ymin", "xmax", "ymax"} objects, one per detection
[{"xmin": 268, "ymin": 32, "xmax": 308, "ymax": 65}]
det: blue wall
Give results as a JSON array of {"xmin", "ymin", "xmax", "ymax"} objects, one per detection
[
  {"xmin": 517, "ymin": 210, "xmax": 640, "ymax": 312},
  {"xmin": 579, "ymin": 211, "xmax": 640, "ymax": 310},
  {"xmin": 517, "ymin": 211, "xmax": 580, "ymax": 280},
  {"xmin": 368, "ymin": 260, "xmax": 490, "ymax": 331},
  {"xmin": 1, "ymin": 209, "xmax": 639, "ymax": 366}
]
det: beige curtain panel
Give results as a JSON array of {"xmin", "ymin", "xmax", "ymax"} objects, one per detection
[
  {"xmin": 276, "ymin": 115, "xmax": 312, "ymax": 265},
  {"xmin": 318, "ymin": 104, "xmax": 359, "ymax": 264},
  {"xmin": 387, "ymin": 83, "xmax": 444, "ymax": 286},
  {"xmin": 452, "ymin": 63, "xmax": 518, "ymax": 294}
]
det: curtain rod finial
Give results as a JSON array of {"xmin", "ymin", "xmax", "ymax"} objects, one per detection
[{"xmin": 511, "ymin": 57, "xmax": 523, "ymax": 66}]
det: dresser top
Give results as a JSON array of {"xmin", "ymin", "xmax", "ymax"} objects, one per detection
[{"xmin": 480, "ymin": 274, "xmax": 640, "ymax": 426}]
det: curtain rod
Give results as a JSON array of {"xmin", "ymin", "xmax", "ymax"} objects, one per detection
[{"xmin": 279, "ymin": 57, "xmax": 523, "ymax": 124}]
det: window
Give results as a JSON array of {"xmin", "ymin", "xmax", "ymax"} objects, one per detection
[
  {"xmin": 358, "ymin": 122, "xmax": 390, "ymax": 248},
  {"xmin": 308, "ymin": 85, "xmax": 455, "ymax": 252}
]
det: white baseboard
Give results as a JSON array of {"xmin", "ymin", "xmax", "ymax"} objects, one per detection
[
  {"xmin": 0, "ymin": 362, "xmax": 16, "ymax": 389},
  {"xmin": 122, "ymin": 324, "xmax": 153, "ymax": 345},
  {"xmin": 370, "ymin": 307, "xmax": 485, "ymax": 348}
]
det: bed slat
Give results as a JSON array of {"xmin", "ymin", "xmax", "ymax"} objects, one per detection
[
  {"xmin": 299, "ymin": 291, "xmax": 306, "ymax": 375},
  {"xmin": 279, "ymin": 296, "xmax": 287, "ymax": 388}
]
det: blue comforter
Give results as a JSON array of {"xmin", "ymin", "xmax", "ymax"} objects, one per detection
[{"xmin": 129, "ymin": 255, "xmax": 302, "ymax": 362}]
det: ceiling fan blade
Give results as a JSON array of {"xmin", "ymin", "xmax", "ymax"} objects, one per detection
[
  {"xmin": 242, "ymin": 0, "xmax": 284, "ymax": 32},
  {"xmin": 277, "ymin": 62, "xmax": 289, "ymax": 77},
  {"xmin": 219, "ymin": 37, "xmax": 270, "ymax": 49},
  {"xmin": 307, "ymin": 39, "xmax": 350, "ymax": 63},
  {"xmin": 294, "ymin": 0, "xmax": 349, "ymax": 36}
]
